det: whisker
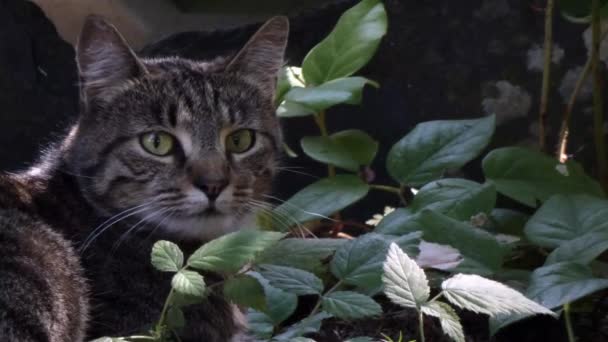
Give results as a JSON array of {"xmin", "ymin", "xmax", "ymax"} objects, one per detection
[
  {"xmin": 261, "ymin": 194, "xmax": 335, "ymax": 222},
  {"xmin": 111, "ymin": 207, "xmax": 171, "ymax": 253},
  {"xmin": 275, "ymin": 167, "xmax": 320, "ymax": 179}
]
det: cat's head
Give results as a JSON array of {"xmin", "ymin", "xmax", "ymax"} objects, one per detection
[{"xmin": 65, "ymin": 15, "xmax": 288, "ymax": 240}]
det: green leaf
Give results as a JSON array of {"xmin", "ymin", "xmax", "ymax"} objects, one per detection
[
  {"xmin": 246, "ymin": 309, "xmax": 274, "ymax": 339},
  {"xmin": 410, "ymin": 179, "xmax": 496, "ymax": 220},
  {"xmin": 545, "ymin": 231, "xmax": 608, "ymax": 265},
  {"xmin": 187, "ymin": 230, "xmax": 284, "ymax": 272},
  {"xmin": 248, "ymin": 271, "xmax": 297, "ymax": 324},
  {"xmin": 488, "ymin": 312, "xmax": 531, "ymax": 337},
  {"xmin": 345, "ymin": 338, "xmax": 375, "ymax": 342},
  {"xmin": 166, "ymin": 306, "xmax": 185, "ymax": 330},
  {"xmin": 483, "ymin": 148, "xmax": 604, "ymax": 207},
  {"xmin": 285, "ymin": 77, "xmax": 376, "ymax": 112},
  {"xmin": 382, "ymin": 243, "xmax": 430, "ymax": 309},
  {"xmin": 301, "ymin": 129, "xmax": 378, "ymax": 172},
  {"xmin": 171, "ymin": 270, "xmax": 206, "ymax": 297},
  {"xmin": 276, "ymin": 100, "xmax": 315, "ymax": 118},
  {"xmin": 223, "ymin": 275, "xmax": 266, "ymax": 311},
  {"xmin": 256, "ymin": 238, "xmax": 346, "ymax": 274},
  {"xmin": 526, "ymin": 261, "xmax": 608, "ymax": 309},
  {"xmin": 331, "ymin": 233, "xmax": 391, "ymax": 289},
  {"xmin": 273, "ymin": 312, "xmax": 332, "ymax": 340},
  {"xmin": 421, "ymin": 301, "xmax": 465, "ymax": 342},
  {"xmin": 442, "ymin": 274, "xmax": 555, "ymax": 317},
  {"xmin": 488, "ymin": 208, "xmax": 529, "ymax": 236},
  {"xmin": 276, "ymin": 66, "xmax": 305, "ymax": 105},
  {"xmin": 382, "ymin": 210, "xmax": 506, "ymax": 274},
  {"xmin": 171, "ymin": 292, "xmax": 204, "ymax": 308},
  {"xmin": 151, "ymin": 240, "xmax": 184, "ymax": 272},
  {"xmin": 387, "ymin": 115, "xmax": 495, "ymax": 187},
  {"xmin": 375, "ymin": 208, "xmax": 417, "ymax": 235},
  {"xmin": 273, "ymin": 175, "xmax": 369, "ymax": 228},
  {"xmin": 322, "ymin": 291, "xmax": 382, "ymax": 319},
  {"xmin": 559, "ymin": 0, "xmax": 608, "ymax": 23},
  {"xmin": 258, "ymin": 264, "xmax": 324, "ymax": 295},
  {"xmin": 302, "ymin": 0, "xmax": 387, "ymax": 85},
  {"xmin": 525, "ymin": 195, "xmax": 608, "ymax": 248}
]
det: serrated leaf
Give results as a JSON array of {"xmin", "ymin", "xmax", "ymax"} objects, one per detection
[
  {"xmin": 410, "ymin": 179, "xmax": 496, "ymax": 220},
  {"xmin": 526, "ymin": 261, "xmax": 608, "ymax": 309},
  {"xmin": 321, "ymin": 291, "xmax": 382, "ymax": 319},
  {"xmin": 223, "ymin": 275, "xmax": 266, "ymax": 311},
  {"xmin": 375, "ymin": 208, "xmax": 416, "ymax": 235},
  {"xmin": 258, "ymin": 264, "xmax": 324, "ymax": 295},
  {"xmin": 331, "ymin": 233, "xmax": 391, "ymax": 289},
  {"xmin": 285, "ymin": 77, "xmax": 376, "ymax": 112},
  {"xmin": 301, "ymin": 129, "xmax": 379, "ymax": 172},
  {"xmin": 151, "ymin": 240, "xmax": 183, "ymax": 272},
  {"xmin": 421, "ymin": 301, "xmax": 465, "ymax": 342},
  {"xmin": 546, "ymin": 231, "xmax": 608, "ymax": 265},
  {"xmin": 246, "ymin": 309, "xmax": 274, "ymax": 339},
  {"xmin": 273, "ymin": 312, "xmax": 332, "ymax": 340},
  {"xmin": 248, "ymin": 271, "xmax": 297, "ymax": 324},
  {"xmin": 387, "ymin": 115, "xmax": 495, "ymax": 187},
  {"xmin": 257, "ymin": 238, "xmax": 346, "ymax": 274},
  {"xmin": 525, "ymin": 195, "xmax": 608, "ymax": 248},
  {"xmin": 483, "ymin": 148, "xmax": 604, "ymax": 207},
  {"xmin": 187, "ymin": 230, "xmax": 284, "ymax": 272},
  {"xmin": 302, "ymin": 0, "xmax": 387, "ymax": 85},
  {"xmin": 171, "ymin": 270, "xmax": 205, "ymax": 297},
  {"xmin": 382, "ymin": 243, "xmax": 430, "ymax": 309},
  {"xmin": 442, "ymin": 274, "xmax": 555, "ymax": 317},
  {"xmin": 272, "ymin": 175, "xmax": 369, "ymax": 229},
  {"xmin": 166, "ymin": 306, "xmax": 185, "ymax": 330}
]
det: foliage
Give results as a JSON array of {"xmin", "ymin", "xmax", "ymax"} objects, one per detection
[{"xmin": 97, "ymin": 0, "xmax": 608, "ymax": 341}]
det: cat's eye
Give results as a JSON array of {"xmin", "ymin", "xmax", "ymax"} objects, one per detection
[
  {"xmin": 226, "ymin": 129, "xmax": 255, "ymax": 154},
  {"xmin": 140, "ymin": 131, "xmax": 175, "ymax": 156}
]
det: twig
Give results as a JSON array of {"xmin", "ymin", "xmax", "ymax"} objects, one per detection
[
  {"xmin": 313, "ymin": 110, "xmax": 336, "ymax": 177},
  {"xmin": 591, "ymin": 0, "xmax": 608, "ymax": 191},
  {"xmin": 538, "ymin": 0, "xmax": 555, "ymax": 151},
  {"xmin": 564, "ymin": 302, "xmax": 576, "ymax": 342}
]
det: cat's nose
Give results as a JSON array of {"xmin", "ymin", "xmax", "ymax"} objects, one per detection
[{"xmin": 194, "ymin": 178, "xmax": 228, "ymax": 201}]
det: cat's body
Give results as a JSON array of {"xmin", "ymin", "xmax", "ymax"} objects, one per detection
[{"xmin": 0, "ymin": 15, "xmax": 288, "ymax": 342}]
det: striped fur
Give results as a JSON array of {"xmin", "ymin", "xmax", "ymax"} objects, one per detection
[{"xmin": 0, "ymin": 15, "xmax": 288, "ymax": 341}]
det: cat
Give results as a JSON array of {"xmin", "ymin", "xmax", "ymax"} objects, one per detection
[{"xmin": 0, "ymin": 14, "xmax": 288, "ymax": 342}]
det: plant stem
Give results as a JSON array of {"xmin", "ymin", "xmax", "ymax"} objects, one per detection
[
  {"xmin": 538, "ymin": 0, "xmax": 555, "ymax": 151},
  {"xmin": 370, "ymin": 184, "xmax": 402, "ymax": 195},
  {"xmin": 418, "ymin": 310, "xmax": 426, "ymax": 342},
  {"xmin": 155, "ymin": 287, "xmax": 176, "ymax": 336},
  {"xmin": 313, "ymin": 111, "xmax": 336, "ymax": 177},
  {"xmin": 591, "ymin": 0, "xmax": 608, "ymax": 191},
  {"xmin": 125, "ymin": 336, "xmax": 158, "ymax": 341},
  {"xmin": 428, "ymin": 291, "xmax": 444, "ymax": 303},
  {"xmin": 308, "ymin": 280, "xmax": 343, "ymax": 318},
  {"xmin": 564, "ymin": 303, "xmax": 576, "ymax": 342}
]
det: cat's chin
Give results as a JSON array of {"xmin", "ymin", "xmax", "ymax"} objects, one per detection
[{"xmin": 159, "ymin": 211, "xmax": 256, "ymax": 241}]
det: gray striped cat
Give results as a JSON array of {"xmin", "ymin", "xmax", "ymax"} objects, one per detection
[{"xmin": 0, "ymin": 14, "xmax": 288, "ymax": 342}]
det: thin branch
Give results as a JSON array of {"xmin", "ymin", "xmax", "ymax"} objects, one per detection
[
  {"xmin": 591, "ymin": 0, "xmax": 608, "ymax": 190},
  {"xmin": 539, "ymin": 0, "xmax": 555, "ymax": 151}
]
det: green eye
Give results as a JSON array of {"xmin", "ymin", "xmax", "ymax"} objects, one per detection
[
  {"xmin": 226, "ymin": 129, "xmax": 255, "ymax": 153},
  {"xmin": 140, "ymin": 131, "xmax": 175, "ymax": 156}
]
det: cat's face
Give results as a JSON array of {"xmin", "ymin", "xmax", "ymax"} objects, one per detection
[{"xmin": 66, "ymin": 16, "xmax": 288, "ymax": 240}]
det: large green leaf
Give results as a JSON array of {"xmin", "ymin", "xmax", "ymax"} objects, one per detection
[
  {"xmin": 171, "ymin": 270, "xmax": 206, "ymax": 297},
  {"xmin": 284, "ymin": 77, "xmax": 376, "ymax": 113},
  {"xmin": 387, "ymin": 115, "xmax": 495, "ymax": 187},
  {"xmin": 248, "ymin": 271, "xmax": 297, "ymax": 324},
  {"xmin": 187, "ymin": 230, "xmax": 284, "ymax": 273},
  {"xmin": 272, "ymin": 175, "xmax": 369, "ymax": 228},
  {"xmin": 410, "ymin": 179, "xmax": 496, "ymax": 220},
  {"xmin": 524, "ymin": 195, "xmax": 608, "ymax": 248},
  {"xmin": 256, "ymin": 238, "xmax": 346, "ymax": 274},
  {"xmin": 382, "ymin": 243, "xmax": 430, "ymax": 309},
  {"xmin": 545, "ymin": 231, "xmax": 608, "ymax": 265},
  {"xmin": 302, "ymin": 0, "xmax": 387, "ymax": 85},
  {"xmin": 330, "ymin": 233, "xmax": 391, "ymax": 289},
  {"xmin": 483, "ymin": 148, "xmax": 604, "ymax": 207},
  {"xmin": 322, "ymin": 291, "xmax": 382, "ymax": 319},
  {"xmin": 301, "ymin": 130, "xmax": 379, "ymax": 172},
  {"xmin": 258, "ymin": 264, "xmax": 324, "ymax": 295},
  {"xmin": 151, "ymin": 240, "xmax": 184, "ymax": 273},
  {"xmin": 374, "ymin": 208, "xmax": 416, "ymax": 235},
  {"xmin": 223, "ymin": 275, "xmax": 266, "ymax": 311},
  {"xmin": 526, "ymin": 262, "xmax": 608, "ymax": 309},
  {"xmin": 488, "ymin": 208, "xmax": 529, "ymax": 236}
]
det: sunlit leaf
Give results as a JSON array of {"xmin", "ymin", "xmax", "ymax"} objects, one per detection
[
  {"xmin": 382, "ymin": 243, "xmax": 430, "ymax": 309},
  {"xmin": 171, "ymin": 270, "xmax": 205, "ymax": 297},
  {"xmin": 421, "ymin": 301, "xmax": 465, "ymax": 342},
  {"xmin": 151, "ymin": 240, "xmax": 183, "ymax": 273},
  {"xmin": 285, "ymin": 77, "xmax": 376, "ymax": 112}
]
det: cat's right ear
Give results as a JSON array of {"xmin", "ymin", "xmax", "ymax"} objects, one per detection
[{"xmin": 76, "ymin": 15, "xmax": 146, "ymax": 102}]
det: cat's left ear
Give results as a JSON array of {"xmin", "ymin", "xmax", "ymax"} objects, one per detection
[{"xmin": 226, "ymin": 16, "xmax": 289, "ymax": 98}]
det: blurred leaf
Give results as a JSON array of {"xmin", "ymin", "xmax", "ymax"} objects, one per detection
[
  {"xmin": 187, "ymin": 230, "xmax": 284, "ymax": 273},
  {"xmin": 171, "ymin": 270, "xmax": 205, "ymax": 297},
  {"xmin": 276, "ymin": 100, "xmax": 316, "ymax": 118},
  {"xmin": 257, "ymin": 238, "xmax": 346, "ymax": 274},
  {"xmin": 248, "ymin": 271, "xmax": 297, "ymax": 324},
  {"xmin": 301, "ymin": 129, "xmax": 379, "ymax": 172},
  {"xmin": 302, "ymin": 0, "xmax": 387, "ymax": 84},
  {"xmin": 527, "ymin": 262, "xmax": 608, "ymax": 309},
  {"xmin": 322, "ymin": 291, "xmax": 382, "ymax": 319},
  {"xmin": 382, "ymin": 243, "xmax": 430, "ymax": 309},
  {"xmin": 273, "ymin": 175, "xmax": 369, "ymax": 228},
  {"xmin": 559, "ymin": 0, "xmax": 608, "ymax": 23},
  {"xmin": 524, "ymin": 195, "xmax": 608, "ymax": 248},
  {"xmin": 166, "ymin": 306, "xmax": 185, "ymax": 330},
  {"xmin": 151, "ymin": 240, "xmax": 184, "ymax": 273},
  {"xmin": 545, "ymin": 231, "xmax": 608, "ymax": 265},
  {"xmin": 223, "ymin": 275, "xmax": 266, "ymax": 311},
  {"xmin": 276, "ymin": 66, "xmax": 305, "ymax": 104},
  {"xmin": 375, "ymin": 208, "xmax": 416, "ymax": 235},
  {"xmin": 285, "ymin": 77, "xmax": 376, "ymax": 112},
  {"xmin": 246, "ymin": 309, "xmax": 274, "ymax": 339},
  {"xmin": 488, "ymin": 208, "xmax": 529, "ymax": 236},
  {"xmin": 273, "ymin": 312, "xmax": 332, "ymax": 340},
  {"xmin": 483, "ymin": 148, "xmax": 604, "ymax": 207},
  {"xmin": 387, "ymin": 115, "xmax": 495, "ymax": 187},
  {"xmin": 331, "ymin": 233, "xmax": 391, "ymax": 289},
  {"xmin": 258, "ymin": 264, "xmax": 324, "ymax": 295}
]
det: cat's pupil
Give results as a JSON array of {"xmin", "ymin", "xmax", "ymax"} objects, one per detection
[
  {"xmin": 153, "ymin": 135, "xmax": 161, "ymax": 148},
  {"xmin": 232, "ymin": 136, "xmax": 240, "ymax": 146}
]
